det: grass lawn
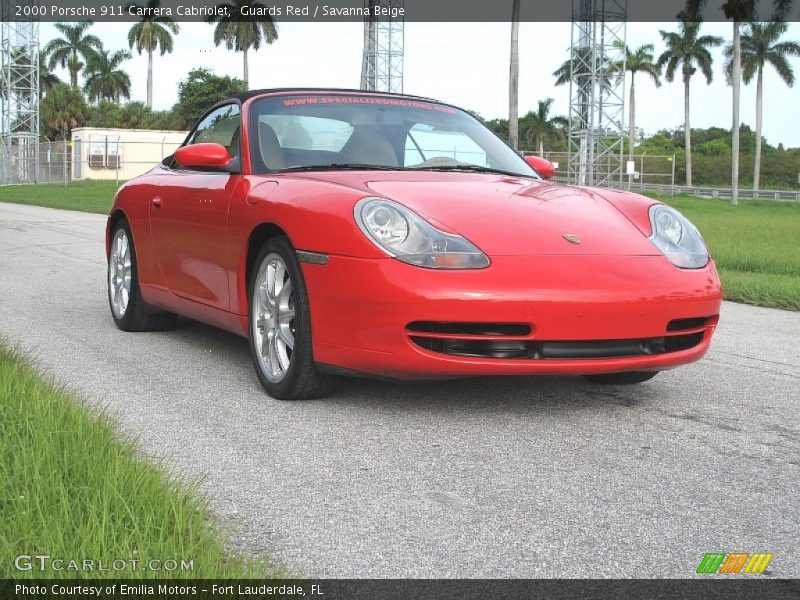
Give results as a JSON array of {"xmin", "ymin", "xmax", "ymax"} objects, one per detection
[
  {"xmin": 0, "ymin": 180, "xmax": 119, "ymax": 214},
  {"xmin": 0, "ymin": 340, "xmax": 274, "ymax": 579},
  {"xmin": 650, "ymin": 194, "xmax": 800, "ymax": 311},
  {"xmin": 0, "ymin": 180, "xmax": 797, "ymax": 311}
]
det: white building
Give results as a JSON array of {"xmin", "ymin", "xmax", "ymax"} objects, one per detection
[{"xmin": 70, "ymin": 127, "xmax": 188, "ymax": 181}]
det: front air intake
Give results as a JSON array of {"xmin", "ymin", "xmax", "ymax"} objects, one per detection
[
  {"xmin": 667, "ymin": 317, "xmax": 713, "ymax": 332},
  {"xmin": 406, "ymin": 322, "xmax": 532, "ymax": 337},
  {"xmin": 409, "ymin": 331, "xmax": 705, "ymax": 360}
]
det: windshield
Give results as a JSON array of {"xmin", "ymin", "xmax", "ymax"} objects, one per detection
[{"xmin": 248, "ymin": 93, "xmax": 538, "ymax": 178}]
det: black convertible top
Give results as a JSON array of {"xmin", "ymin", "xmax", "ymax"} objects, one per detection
[{"xmin": 230, "ymin": 87, "xmax": 440, "ymax": 104}]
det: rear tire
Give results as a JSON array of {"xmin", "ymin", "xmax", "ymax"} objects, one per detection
[
  {"xmin": 583, "ymin": 371, "xmax": 659, "ymax": 385},
  {"xmin": 108, "ymin": 219, "xmax": 177, "ymax": 332},
  {"xmin": 248, "ymin": 236, "xmax": 339, "ymax": 400}
]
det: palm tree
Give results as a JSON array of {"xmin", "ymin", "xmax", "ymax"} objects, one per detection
[
  {"xmin": 683, "ymin": 0, "xmax": 792, "ymax": 201},
  {"xmin": 610, "ymin": 41, "xmax": 661, "ymax": 160},
  {"xmin": 552, "ymin": 49, "xmax": 613, "ymax": 88},
  {"xmin": 552, "ymin": 48, "xmax": 612, "ymax": 180},
  {"xmin": 508, "ymin": 0, "xmax": 520, "ymax": 149},
  {"xmin": 83, "ymin": 48, "xmax": 132, "ymax": 103},
  {"xmin": 724, "ymin": 2, "xmax": 745, "ymax": 205},
  {"xmin": 42, "ymin": 22, "xmax": 101, "ymax": 89},
  {"xmin": 552, "ymin": 56, "xmax": 572, "ymax": 87},
  {"xmin": 1, "ymin": 49, "xmax": 59, "ymax": 100},
  {"xmin": 657, "ymin": 21, "xmax": 722, "ymax": 187},
  {"xmin": 522, "ymin": 98, "xmax": 568, "ymax": 156},
  {"xmin": 206, "ymin": 0, "xmax": 278, "ymax": 89},
  {"xmin": 725, "ymin": 21, "xmax": 800, "ymax": 191},
  {"xmin": 40, "ymin": 83, "xmax": 88, "ymax": 140},
  {"xmin": 39, "ymin": 51, "xmax": 61, "ymax": 97},
  {"xmin": 720, "ymin": 0, "xmax": 795, "ymax": 203},
  {"xmin": 127, "ymin": 0, "xmax": 180, "ymax": 108}
]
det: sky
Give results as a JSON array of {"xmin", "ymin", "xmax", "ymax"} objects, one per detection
[{"xmin": 40, "ymin": 21, "xmax": 800, "ymax": 148}]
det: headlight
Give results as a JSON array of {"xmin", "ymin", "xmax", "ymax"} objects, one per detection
[
  {"xmin": 355, "ymin": 198, "xmax": 490, "ymax": 269},
  {"xmin": 648, "ymin": 204, "xmax": 708, "ymax": 269}
]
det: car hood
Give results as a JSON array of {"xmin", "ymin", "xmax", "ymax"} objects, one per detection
[{"xmin": 292, "ymin": 171, "xmax": 660, "ymax": 256}]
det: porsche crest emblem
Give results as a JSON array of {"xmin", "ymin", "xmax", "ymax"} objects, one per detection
[{"xmin": 562, "ymin": 234, "xmax": 581, "ymax": 245}]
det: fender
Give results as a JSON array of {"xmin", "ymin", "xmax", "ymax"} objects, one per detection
[
  {"xmin": 107, "ymin": 172, "xmax": 167, "ymax": 301},
  {"xmin": 227, "ymin": 175, "xmax": 388, "ymax": 316}
]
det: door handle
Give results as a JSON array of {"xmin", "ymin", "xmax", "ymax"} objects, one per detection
[{"xmin": 152, "ymin": 197, "xmax": 163, "ymax": 209}]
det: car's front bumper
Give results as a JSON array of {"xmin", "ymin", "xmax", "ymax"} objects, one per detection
[{"xmin": 301, "ymin": 254, "xmax": 722, "ymax": 380}]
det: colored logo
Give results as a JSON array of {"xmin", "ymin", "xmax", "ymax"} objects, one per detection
[
  {"xmin": 562, "ymin": 234, "xmax": 581, "ymax": 245},
  {"xmin": 696, "ymin": 553, "xmax": 773, "ymax": 574}
]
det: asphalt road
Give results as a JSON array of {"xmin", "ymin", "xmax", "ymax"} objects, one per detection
[{"xmin": 1, "ymin": 202, "xmax": 798, "ymax": 578}]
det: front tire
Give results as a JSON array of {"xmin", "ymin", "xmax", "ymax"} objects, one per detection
[
  {"xmin": 108, "ymin": 219, "xmax": 177, "ymax": 332},
  {"xmin": 583, "ymin": 371, "xmax": 659, "ymax": 385},
  {"xmin": 248, "ymin": 237, "xmax": 339, "ymax": 400}
]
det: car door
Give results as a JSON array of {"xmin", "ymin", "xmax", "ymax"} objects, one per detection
[{"xmin": 150, "ymin": 103, "xmax": 242, "ymax": 310}]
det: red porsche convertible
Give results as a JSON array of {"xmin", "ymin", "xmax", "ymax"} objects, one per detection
[{"xmin": 107, "ymin": 89, "xmax": 722, "ymax": 399}]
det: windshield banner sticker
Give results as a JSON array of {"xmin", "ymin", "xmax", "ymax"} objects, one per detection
[{"xmin": 282, "ymin": 96, "xmax": 457, "ymax": 114}]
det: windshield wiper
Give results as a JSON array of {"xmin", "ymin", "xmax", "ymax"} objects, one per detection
[
  {"xmin": 277, "ymin": 163, "xmax": 406, "ymax": 173},
  {"xmin": 411, "ymin": 164, "xmax": 532, "ymax": 178}
]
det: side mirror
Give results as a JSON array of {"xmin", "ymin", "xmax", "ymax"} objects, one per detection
[
  {"xmin": 524, "ymin": 155, "xmax": 556, "ymax": 180},
  {"xmin": 175, "ymin": 143, "xmax": 232, "ymax": 170}
]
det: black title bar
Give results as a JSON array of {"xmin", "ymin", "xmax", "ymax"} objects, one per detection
[
  {"xmin": 4, "ymin": 578, "xmax": 800, "ymax": 600},
  {"xmin": 3, "ymin": 0, "xmax": 800, "ymax": 23}
]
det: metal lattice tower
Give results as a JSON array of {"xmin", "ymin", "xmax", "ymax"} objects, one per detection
[
  {"xmin": 360, "ymin": 0, "xmax": 404, "ymax": 93},
  {"xmin": 567, "ymin": 0, "xmax": 626, "ymax": 187},
  {"xmin": 1, "ymin": 2, "xmax": 39, "ymax": 183}
]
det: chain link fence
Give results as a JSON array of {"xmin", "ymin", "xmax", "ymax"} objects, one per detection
[
  {"xmin": 2, "ymin": 141, "xmax": 799, "ymax": 202},
  {"xmin": 524, "ymin": 150, "xmax": 800, "ymax": 201},
  {"xmin": 0, "ymin": 137, "xmax": 184, "ymax": 186},
  {"xmin": 1, "ymin": 140, "xmax": 70, "ymax": 186},
  {"xmin": 527, "ymin": 151, "xmax": 677, "ymax": 191}
]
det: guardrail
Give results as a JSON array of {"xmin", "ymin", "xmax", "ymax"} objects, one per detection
[
  {"xmin": 634, "ymin": 182, "xmax": 800, "ymax": 202},
  {"xmin": 527, "ymin": 151, "xmax": 800, "ymax": 202},
  {"xmin": 549, "ymin": 178, "xmax": 800, "ymax": 202}
]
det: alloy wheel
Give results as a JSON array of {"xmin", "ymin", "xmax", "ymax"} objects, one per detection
[
  {"xmin": 252, "ymin": 253, "xmax": 296, "ymax": 383},
  {"xmin": 109, "ymin": 229, "xmax": 132, "ymax": 318}
]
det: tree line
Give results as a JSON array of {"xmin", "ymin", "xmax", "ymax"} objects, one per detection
[
  {"xmin": 35, "ymin": 0, "xmax": 799, "ymax": 193},
  {"xmin": 500, "ymin": 12, "xmax": 798, "ymax": 190},
  {"xmin": 38, "ymin": 0, "xmax": 277, "ymax": 108},
  {"xmin": 40, "ymin": 68, "xmax": 246, "ymax": 140},
  {"xmin": 481, "ymin": 114, "xmax": 800, "ymax": 189},
  {"xmin": 506, "ymin": 0, "xmax": 799, "ymax": 202}
]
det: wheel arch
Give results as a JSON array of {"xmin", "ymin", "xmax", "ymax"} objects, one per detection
[
  {"xmin": 242, "ymin": 222, "xmax": 292, "ymax": 313},
  {"xmin": 106, "ymin": 209, "xmax": 129, "ymax": 257}
]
